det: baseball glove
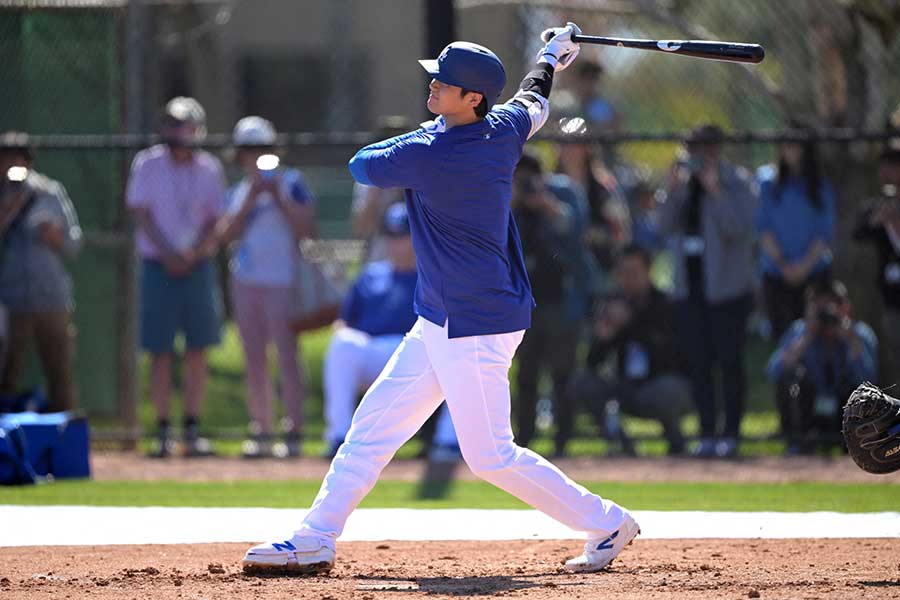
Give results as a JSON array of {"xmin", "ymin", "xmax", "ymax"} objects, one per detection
[{"xmin": 842, "ymin": 382, "xmax": 900, "ymax": 474}]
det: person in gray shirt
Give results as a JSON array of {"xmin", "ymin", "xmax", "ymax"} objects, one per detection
[
  {"xmin": 659, "ymin": 125, "xmax": 758, "ymax": 458},
  {"xmin": 0, "ymin": 132, "xmax": 82, "ymax": 411}
]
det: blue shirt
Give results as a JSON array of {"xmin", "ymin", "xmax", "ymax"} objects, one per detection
[
  {"xmin": 348, "ymin": 103, "xmax": 534, "ymax": 338},
  {"xmin": 766, "ymin": 319, "xmax": 878, "ymax": 392},
  {"xmin": 756, "ymin": 165, "xmax": 834, "ymax": 277},
  {"xmin": 340, "ymin": 261, "xmax": 418, "ymax": 337}
]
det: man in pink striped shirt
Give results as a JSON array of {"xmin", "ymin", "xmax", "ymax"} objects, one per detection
[{"xmin": 125, "ymin": 97, "xmax": 226, "ymax": 457}]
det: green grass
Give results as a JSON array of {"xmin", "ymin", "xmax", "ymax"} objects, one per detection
[
  {"xmin": 117, "ymin": 321, "xmax": 786, "ymax": 457},
  {"xmin": 0, "ymin": 479, "xmax": 895, "ymax": 513},
  {"xmin": 131, "ymin": 428, "xmax": 790, "ymax": 460}
]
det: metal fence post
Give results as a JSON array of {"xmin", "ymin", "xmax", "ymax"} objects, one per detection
[{"xmin": 118, "ymin": 0, "xmax": 147, "ymax": 449}]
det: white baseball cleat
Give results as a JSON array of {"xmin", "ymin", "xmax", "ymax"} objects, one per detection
[
  {"xmin": 242, "ymin": 535, "xmax": 335, "ymax": 576},
  {"xmin": 564, "ymin": 514, "xmax": 640, "ymax": 573}
]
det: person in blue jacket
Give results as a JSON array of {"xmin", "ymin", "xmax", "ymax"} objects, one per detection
[
  {"xmin": 766, "ymin": 279, "xmax": 877, "ymax": 454},
  {"xmin": 242, "ymin": 23, "xmax": 639, "ymax": 576}
]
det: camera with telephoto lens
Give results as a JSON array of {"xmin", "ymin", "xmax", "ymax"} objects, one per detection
[{"xmin": 817, "ymin": 304, "xmax": 841, "ymax": 329}]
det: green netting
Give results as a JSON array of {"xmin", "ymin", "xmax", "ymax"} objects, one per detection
[{"xmin": 0, "ymin": 9, "xmax": 125, "ymax": 416}]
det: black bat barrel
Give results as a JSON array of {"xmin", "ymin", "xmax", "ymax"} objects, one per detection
[{"xmin": 571, "ymin": 35, "xmax": 765, "ymax": 64}]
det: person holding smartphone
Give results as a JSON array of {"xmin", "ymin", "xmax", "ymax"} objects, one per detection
[
  {"xmin": 217, "ymin": 116, "xmax": 316, "ymax": 458},
  {"xmin": 0, "ymin": 131, "xmax": 83, "ymax": 412}
]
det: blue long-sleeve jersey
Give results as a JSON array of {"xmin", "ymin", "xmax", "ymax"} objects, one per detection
[{"xmin": 348, "ymin": 102, "xmax": 545, "ymax": 338}]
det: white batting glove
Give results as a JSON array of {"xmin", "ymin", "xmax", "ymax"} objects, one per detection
[{"xmin": 537, "ymin": 22, "xmax": 582, "ymax": 72}]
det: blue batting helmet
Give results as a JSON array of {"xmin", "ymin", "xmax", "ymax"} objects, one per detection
[{"xmin": 418, "ymin": 42, "xmax": 506, "ymax": 104}]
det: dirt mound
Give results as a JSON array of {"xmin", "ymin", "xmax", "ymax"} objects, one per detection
[{"xmin": 3, "ymin": 539, "xmax": 898, "ymax": 599}]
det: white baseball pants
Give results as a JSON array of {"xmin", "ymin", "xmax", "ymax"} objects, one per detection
[
  {"xmin": 322, "ymin": 327, "xmax": 457, "ymax": 447},
  {"xmin": 298, "ymin": 317, "xmax": 629, "ymax": 542}
]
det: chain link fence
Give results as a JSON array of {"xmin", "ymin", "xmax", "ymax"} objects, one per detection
[{"xmin": 2, "ymin": 0, "xmax": 899, "ymax": 454}]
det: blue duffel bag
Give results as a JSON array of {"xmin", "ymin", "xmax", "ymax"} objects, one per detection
[
  {"xmin": 0, "ymin": 423, "xmax": 38, "ymax": 485},
  {"xmin": 0, "ymin": 411, "xmax": 90, "ymax": 480}
]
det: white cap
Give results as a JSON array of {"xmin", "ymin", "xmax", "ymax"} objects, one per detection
[
  {"xmin": 163, "ymin": 96, "xmax": 207, "ymax": 142},
  {"xmin": 233, "ymin": 116, "xmax": 277, "ymax": 147},
  {"xmin": 164, "ymin": 97, "xmax": 206, "ymax": 126}
]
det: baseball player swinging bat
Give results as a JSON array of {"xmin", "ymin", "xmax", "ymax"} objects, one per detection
[
  {"xmin": 571, "ymin": 34, "xmax": 765, "ymax": 64},
  {"xmin": 244, "ymin": 20, "xmax": 767, "ymax": 578}
]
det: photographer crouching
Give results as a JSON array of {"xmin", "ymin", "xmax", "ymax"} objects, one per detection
[
  {"xmin": 766, "ymin": 279, "xmax": 877, "ymax": 454},
  {"xmin": 0, "ymin": 131, "xmax": 82, "ymax": 412}
]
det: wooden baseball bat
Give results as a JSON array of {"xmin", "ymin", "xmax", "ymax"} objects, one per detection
[{"xmin": 571, "ymin": 34, "xmax": 765, "ymax": 64}]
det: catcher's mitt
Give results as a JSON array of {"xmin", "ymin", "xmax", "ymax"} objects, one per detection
[{"xmin": 842, "ymin": 382, "xmax": 900, "ymax": 474}]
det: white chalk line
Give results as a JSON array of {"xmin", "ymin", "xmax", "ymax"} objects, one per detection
[{"xmin": 1, "ymin": 506, "xmax": 898, "ymax": 547}]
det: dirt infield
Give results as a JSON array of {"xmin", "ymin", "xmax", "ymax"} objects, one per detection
[
  {"xmin": 2, "ymin": 539, "xmax": 899, "ymax": 599},
  {"xmin": 91, "ymin": 452, "xmax": 900, "ymax": 483}
]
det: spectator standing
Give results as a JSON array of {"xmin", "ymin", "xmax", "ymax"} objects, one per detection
[
  {"xmin": 659, "ymin": 125, "xmax": 758, "ymax": 458},
  {"xmin": 766, "ymin": 280, "xmax": 877, "ymax": 453},
  {"xmin": 218, "ymin": 116, "xmax": 316, "ymax": 458},
  {"xmin": 854, "ymin": 148, "xmax": 900, "ymax": 386},
  {"xmin": 323, "ymin": 203, "xmax": 457, "ymax": 458},
  {"xmin": 756, "ymin": 136, "xmax": 835, "ymax": 340},
  {"xmin": 126, "ymin": 98, "xmax": 225, "ymax": 457},
  {"xmin": 0, "ymin": 132, "xmax": 82, "ymax": 412},
  {"xmin": 511, "ymin": 153, "xmax": 594, "ymax": 456},
  {"xmin": 568, "ymin": 245, "xmax": 691, "ymax": 456}
]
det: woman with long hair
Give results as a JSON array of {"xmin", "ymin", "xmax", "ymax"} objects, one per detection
[{"xmin": 756, "ymin": 134, "xmax": 835, "ymax": 340}]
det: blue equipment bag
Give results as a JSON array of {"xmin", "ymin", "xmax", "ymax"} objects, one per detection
[
  {"xmin": 0, "ymin": 411, "xmax": 90, "ymax": 480},
  {"xmin": 0, "ymin": 423, "xmax": 37, "ymax": 485}
]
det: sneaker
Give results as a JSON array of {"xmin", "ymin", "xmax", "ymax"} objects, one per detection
[
  {"xmin": 242, "ymin": 436, "xmax": 273, "ymax": 459},
  {"xmin": 182, "ymin": 419, "xmax": 215, "ymax": 458},
  {"xmin": 148, "ymin": 435, "xmax": 176, "ymax": 459},
  {"xmin": 147, "ymin": 422, "xmax": 174, "ymax": 459},
  {"xmin": 184, "ymin": 436, "xmax": 215, "ymax": 457},
  {"xmin": 281, "ymin": 432, "xmax": 302, "ymax": 458},
  {"xmin": 183, "ymin": 426, "xmax": 215, "ymax": 458},
  {"xmin": 564, "ymin": 514, "xmax": 641, "ymax": 573},
  {"xmin": 242, "ymin": 535, "xmax": 335, "ymax": 576}
]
